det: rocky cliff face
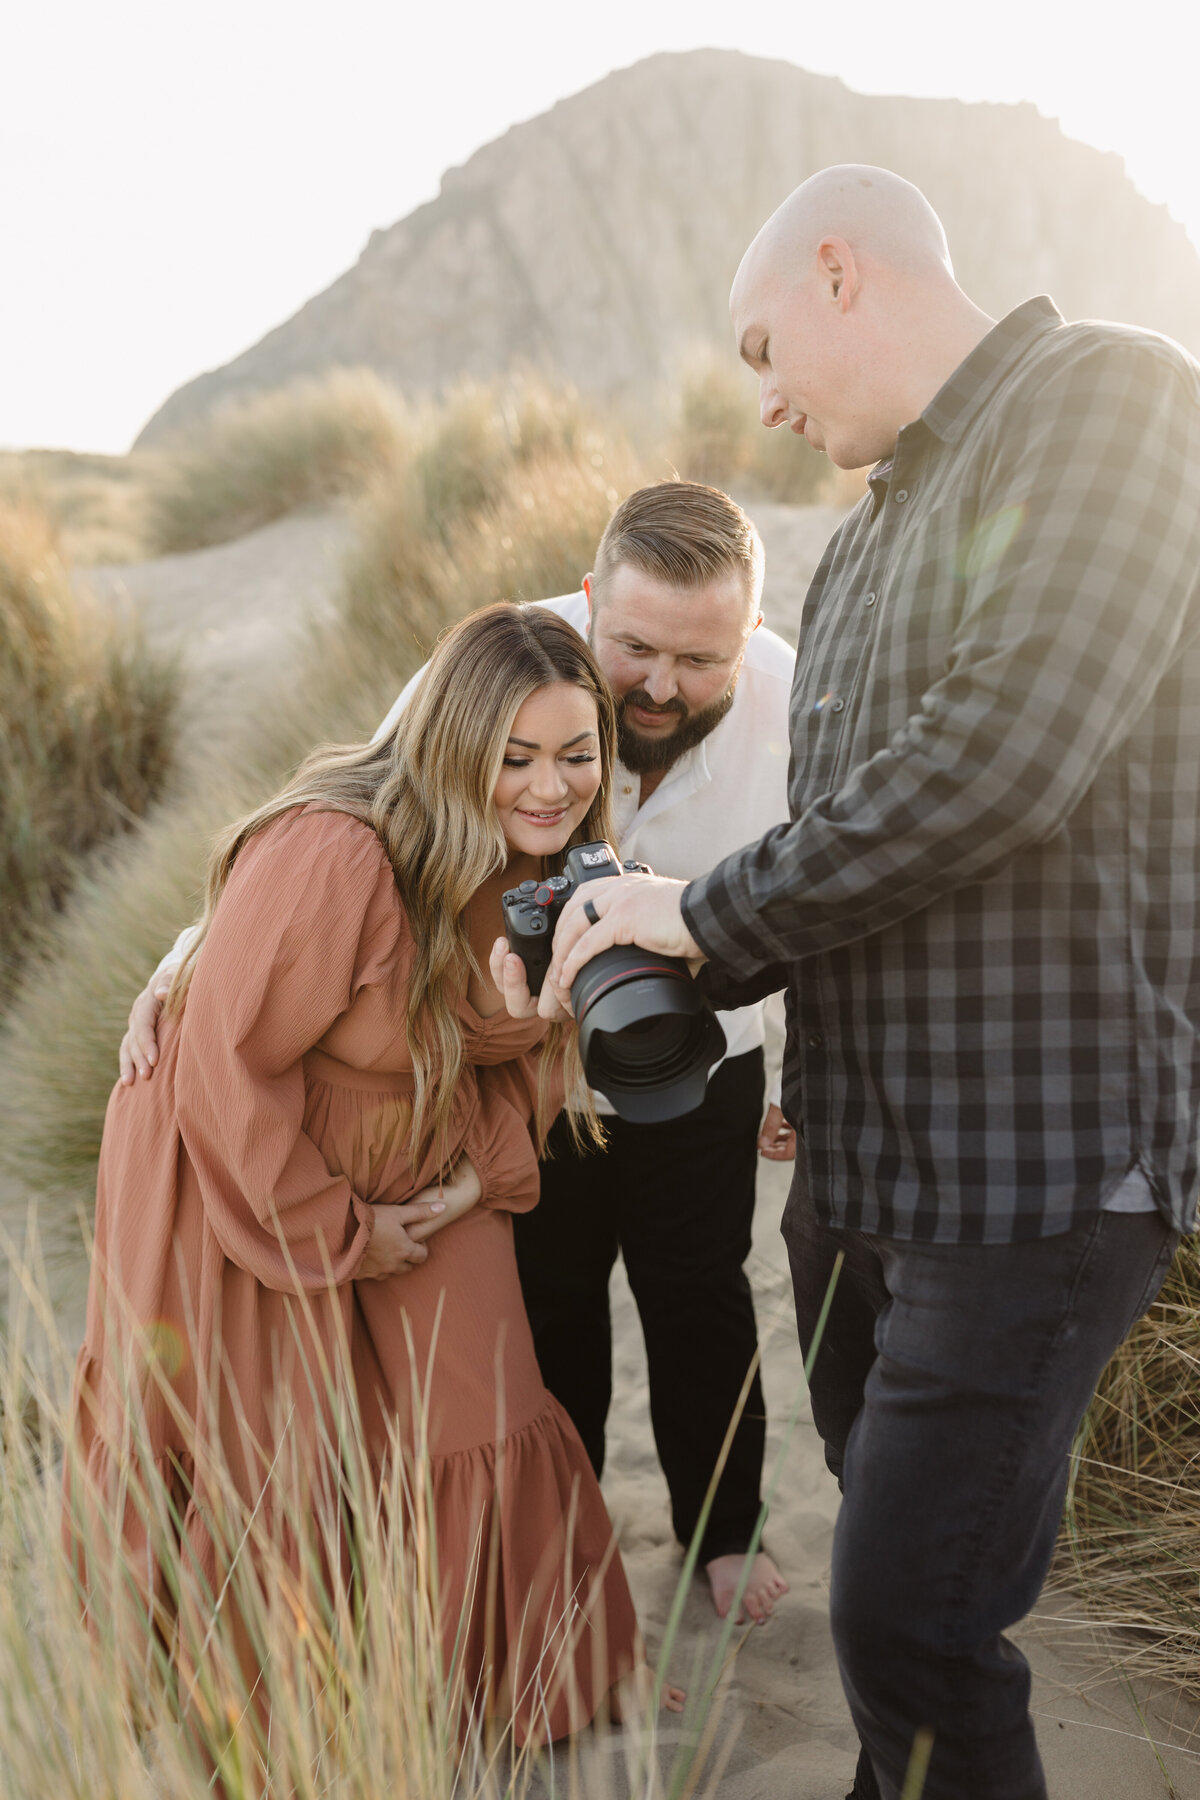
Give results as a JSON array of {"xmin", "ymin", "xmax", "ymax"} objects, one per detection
[{"xmin": 137, "ymin": 49, "xmax": 1200, "ymax": 444}]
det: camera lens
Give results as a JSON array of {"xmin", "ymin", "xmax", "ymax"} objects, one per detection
[{"xmin": 571, "ymin": 946, "xmax": 726, "ymax": 1123}]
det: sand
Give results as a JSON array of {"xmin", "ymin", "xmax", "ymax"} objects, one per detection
[
  {"xmin": 77, "ymin": 508, "xmax": 353, "ymax": 756},
  {"xmin": 76, "ymin": 502, "xmax": 1200, "ymax": 1797}
]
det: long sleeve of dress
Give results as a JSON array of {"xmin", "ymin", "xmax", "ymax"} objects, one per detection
[
  {"xmin": 465, "ymin": 1050, "xmax": 560, "ymax": 1215},
  {"xmin": 174, "ymin": 809, "xmax": 399, "ymax": 1291}
]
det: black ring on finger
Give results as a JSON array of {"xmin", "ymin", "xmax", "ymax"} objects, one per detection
[{"xmin": 583, "ymin": 897, "xmax": 600, "ymax": 926}]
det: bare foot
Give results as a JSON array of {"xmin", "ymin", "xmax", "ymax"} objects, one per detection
[
  {"xmin": 608, "ymin": 1666, "xmax": 686, "ymax": 1724},
  {"xmin": 704, "ymin": 1550, "xmax": 789, "ymax": 1624}
]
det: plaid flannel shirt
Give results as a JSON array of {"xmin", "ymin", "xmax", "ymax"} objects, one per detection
[{"xmin": 683, "ymin": 298, "xmax": 1200, "ymax": 1243}]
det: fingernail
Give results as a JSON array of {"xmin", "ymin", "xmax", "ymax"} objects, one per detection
[{"xmin": 431, "ymin": 1202, "xmax": 446, "ymax": 1212}]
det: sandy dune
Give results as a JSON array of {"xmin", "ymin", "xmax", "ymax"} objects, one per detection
[
  {"xmin": 78, "ymin": 509, "xmax": 353, "ymax": 758},
  {"xmin": 77, "ymin": 502, "xmax": 1200, "ymax": 1797}
]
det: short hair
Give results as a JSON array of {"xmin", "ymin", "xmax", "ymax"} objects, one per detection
[{"xmin": 591, "ymin": 481, "xmax": 764, "ymax": 614}]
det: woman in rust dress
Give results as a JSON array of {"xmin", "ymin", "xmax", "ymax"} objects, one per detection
[{"xmin": 67, "ymin": 603, "xmax": 642, "ymax": 1745}]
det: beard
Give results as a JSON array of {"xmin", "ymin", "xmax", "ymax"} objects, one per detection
[{"xmin": 615, "ymin": 680, "xmax": 738, "ymax": 774}]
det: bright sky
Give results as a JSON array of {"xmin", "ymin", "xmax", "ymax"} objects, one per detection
[{"xmin": 5, "ymin": 0, "xmax": 1198, "ymax": 453}]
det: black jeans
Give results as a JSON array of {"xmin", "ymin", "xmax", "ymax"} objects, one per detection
[
  {"xmin": 513, "ymin": 1048, "xmax": 767, "ymax": 1562},
  {"xmin": 783, "ymin": 1165, "xmax": 1179, "ymax": 1800}
]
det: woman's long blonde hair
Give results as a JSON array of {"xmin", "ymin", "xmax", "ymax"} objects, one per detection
[{"xmin": 170, "ymin": 603, "xmax": 617, "ymax": 1163}]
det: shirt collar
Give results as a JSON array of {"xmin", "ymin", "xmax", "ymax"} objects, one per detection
[
  {"xmin": 864, "ymin": 297, "xmax": 1063, "ymax": 512},
  {"xmin": 647, "ymin": 731, "xmax": 712, "ymax": 803},
  {"xmin": 621, "ymin": 715, "xmax": 723, "ymax": 829},
  {"xmin": 866, "ymin": 457, "xmax": 895, "ymax": 509},
  {"xmin": 920, "ymin": 295, "xmax": 1064, "ymax": 446}
]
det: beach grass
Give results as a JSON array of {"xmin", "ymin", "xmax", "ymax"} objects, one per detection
[
  {"xmin": 0, "ymin": 499, "xmax": 179, "ymax": 1009},
  {"xmin": 0, "ymin": 1216, "xmax": 765, "ymax": 1800},
  {"xmin": 1063, "ymin": 1233, "xmax": 1200, "ymax": 1701},
  {"xmin": 336, "ymin": 376, "xmax": 633, "ymax": 660},
  {"xmin": 146, "ymin": 369, "xmax": 410, "ymax": 554},
  {"xmin": 0, "ymin": 448, "xmax": 157, "ymax": 566},
  {"xmin": 0, "ymin": 1219, "xmax": 851, "ymax": 1800}
]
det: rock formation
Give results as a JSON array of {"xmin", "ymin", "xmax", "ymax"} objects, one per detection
[{"xmin": 136, "ymin": 49, "xmax": 1200, "ymax": 445}]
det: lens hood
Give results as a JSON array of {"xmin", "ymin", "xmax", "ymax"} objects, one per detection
[{"xmin": 573, "ymin": 945, "xmax": 727, "ymax": 1123}]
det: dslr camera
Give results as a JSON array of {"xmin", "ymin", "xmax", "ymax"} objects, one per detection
[{"xmin": 501, "ymin": 840, "xmax": 726, "ymax": 1123}]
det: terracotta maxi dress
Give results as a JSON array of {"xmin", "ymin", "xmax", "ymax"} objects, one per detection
[{"xmin": 68, "ymin": 806, "xmax": 640, "ymax": 1742}]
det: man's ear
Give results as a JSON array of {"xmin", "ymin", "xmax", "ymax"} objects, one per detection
[
  {"xmin": 583, "ymin": 572, "xmax": 594, "ymax": 629},
  {"xmin": 818, "ymin": 235, "xmax": 858, "ymax": 310}
]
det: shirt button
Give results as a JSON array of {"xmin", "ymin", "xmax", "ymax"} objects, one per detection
[
  {"xmin": 894, "ymin": 488, "xmax": 909, "ymax": 504},
  {"xmin": 808, "ymin": 1033, "xmax": 824, "ymax": 1049},
  {"xmin": 830, "ymin": 697, "xmax": 845, "ymax": 712},
  {"xmin": 865, "ymin": 591, "xmax": 877, "ymax": 606},
  {"xmin": 623, "ymin": 784, "xmax": 632, "ymax": 795}
]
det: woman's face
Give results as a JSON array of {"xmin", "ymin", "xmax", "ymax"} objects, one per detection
[{"xmin": 493, "ymin": 681, "xmax": 602, "ymax": 858}]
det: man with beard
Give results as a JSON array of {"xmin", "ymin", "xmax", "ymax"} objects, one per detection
[{"xmin": 119, "ymin": 480, "xmax": 797, "ymax": 1622}]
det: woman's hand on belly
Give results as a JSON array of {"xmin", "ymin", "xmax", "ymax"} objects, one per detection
[
  {"xmin": 406, "ymin": 1154, "xmax": 483, "ymax": 1242},
  {"xmin": 358, "ymin": 1197, "xmax": 446, "ymax": 1278}
]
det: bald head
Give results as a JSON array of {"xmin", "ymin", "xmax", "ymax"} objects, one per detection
[
  {"xmin": 739, "ymin": 166, "xmax": 953, "ymax": 303},
  {"xmin": 730, "ymin": 165, "xmax": 993, "ymax": 469}
]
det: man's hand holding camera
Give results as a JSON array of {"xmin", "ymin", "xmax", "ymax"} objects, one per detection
[
  {"xmin": 545, "ymin": 873, "xmax": 701, "ymax": 1016},
  {"xmin": 494, "ymin": 841, "xmax": 721, "ymax": 1123},
  {"xmin": 490, "ymin": 872, "xmax": 701, "ymax": 1024}
]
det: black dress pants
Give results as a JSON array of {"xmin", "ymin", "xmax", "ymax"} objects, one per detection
[{"xmin": 513, "ymin": 1047, "xmax": 768, "ymax": 1563}]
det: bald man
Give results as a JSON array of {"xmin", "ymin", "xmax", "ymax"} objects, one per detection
[{"xmin": 508, "ymin": 168, "xmax": 1200, "ymax": 1798}]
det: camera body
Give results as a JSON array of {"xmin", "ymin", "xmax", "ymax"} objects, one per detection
[
  {"xmin": 501, "ymin": 841, "xmax": 648, "ymax": 998},
  {"xmin": 501, "ymin": 840, "xmax": 726, "ymax": 1124}
]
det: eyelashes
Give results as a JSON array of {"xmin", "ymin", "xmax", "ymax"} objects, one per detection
[{"xmin": 502, "ymin": 753, "xmax": 598, "ymax": 768}]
